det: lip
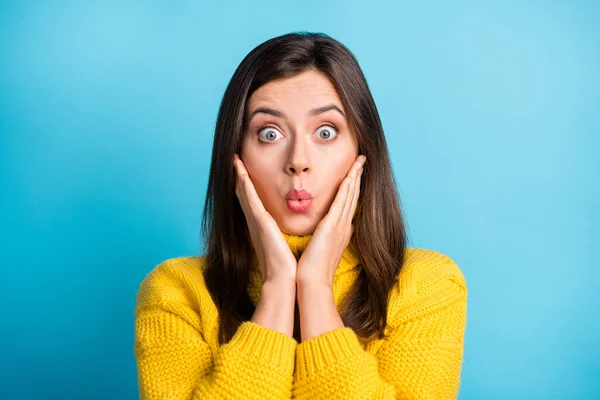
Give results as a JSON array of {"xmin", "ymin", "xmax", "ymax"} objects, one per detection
[
  {"xmin": 285, "ymin": 189, "xmax": 313, "ymax": 213},
  {"xmin": 286, "ymin": 198, "xmax": 312, "ymax": 213},
  {"xmin": 286, "ymin": 189, "xmax": 313, "ymax": 200}
]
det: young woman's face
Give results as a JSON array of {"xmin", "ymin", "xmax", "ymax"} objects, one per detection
[{"xmin": 240, "ymin": 69, "xmax": 359, "ymax": 236}]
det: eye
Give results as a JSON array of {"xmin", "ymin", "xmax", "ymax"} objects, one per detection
[
  {"xmin": 256, "ymin": 124, "xmax": 339, "ymax": 143},
  {"xmin": 315, "ymin": 124, "xmax": 338, "ymax": 141},
  {"xmin": 257, "ymin": 126, "xmax": 284, "ymax": 142}
]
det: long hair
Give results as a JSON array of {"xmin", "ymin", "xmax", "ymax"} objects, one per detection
[{"xmin": 201, "ymin": 31, "xmax": 407, "ymax": 345}]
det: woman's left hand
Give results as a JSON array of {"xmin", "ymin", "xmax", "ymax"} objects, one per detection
[{"xmin": 296, "ymin": 154, "xmax": 366, "ymax": 290}]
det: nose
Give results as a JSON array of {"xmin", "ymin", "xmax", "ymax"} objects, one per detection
[{"xmin": 285, "ymin": 133, "xmax": 310, "ymax": 175}]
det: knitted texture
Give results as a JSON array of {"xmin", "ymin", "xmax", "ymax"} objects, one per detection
[{"xmin": 134, "ymin": 232, "xmax": 468, "ymax": 399}]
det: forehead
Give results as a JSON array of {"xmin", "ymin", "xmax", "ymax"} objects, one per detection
[{"xmin": 246, "ymin": 69, "xmax": 345, "ymax": 114}]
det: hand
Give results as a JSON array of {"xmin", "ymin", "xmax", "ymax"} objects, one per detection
[
  {"xmin": 233, "ymin": 153, "xmax": 297, "ymax": 284},
  {"xmin": 296, "ymin": 154, "xmax": 366, "ymax": 289}
]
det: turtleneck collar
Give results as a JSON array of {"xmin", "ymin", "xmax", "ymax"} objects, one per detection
[
  {"xmin": 247, "ymin": 231, "xmax": 362, "ymax": 306},
  {"xmin": 279, "ymin": 231, "xmax": 361, "ymax": 266}
]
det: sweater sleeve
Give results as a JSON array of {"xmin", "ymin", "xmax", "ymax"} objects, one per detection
[
  {"xmin": 291, "ymin": 265, "xmax": 468, "ymax": 400},
  {"xmin": 134, "ymin": 263, "xmax": 298, "ymax": 399}
]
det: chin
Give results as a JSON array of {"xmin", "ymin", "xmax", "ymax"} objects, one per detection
[{"xmin": 278, "ymin": 216, "xmax": 316, "ymax": 236}]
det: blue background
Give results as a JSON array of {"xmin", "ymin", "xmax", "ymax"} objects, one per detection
[{"xmin": 1, "ymin": 1, "xmax": 598, "ymax": 399}]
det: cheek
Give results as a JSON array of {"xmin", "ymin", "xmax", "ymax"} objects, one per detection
[
  {"xmin": 325, "ymin": 155, "xmax": 354, "ymax": 185},
  {"xmin": 244, "ymin": 160, "xmax": 280, "ymax": 206},
  {"xmin": 317, "ymin": 161, "xmax": 352, "ymax": 207}
]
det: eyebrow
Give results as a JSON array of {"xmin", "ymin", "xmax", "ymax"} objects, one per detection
[{"xmin": 247, "ymin": 104, "xmax": 346, "ymax": 123}]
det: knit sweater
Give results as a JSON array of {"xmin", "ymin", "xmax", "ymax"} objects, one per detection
[{"xmin": 134, "ymin": 232, "xmax": 468, "ymax": 399}]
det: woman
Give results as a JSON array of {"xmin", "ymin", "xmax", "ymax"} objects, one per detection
[{"xmin": 134, "ymin": 31, "xmax": 468, "ymax": 399}]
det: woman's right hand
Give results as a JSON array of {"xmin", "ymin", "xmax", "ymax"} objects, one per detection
[{"xmin": 233, "ymin": 153, "xmax": 297, "ymax": 285}]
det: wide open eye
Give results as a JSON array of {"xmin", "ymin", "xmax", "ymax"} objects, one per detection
[
  {"xmin": 257, "ymin": 126, "xmax": 283, "ymax": 142},
  {"xmin": 315, "ymin": 124, "xmax": 338, "ymax": 141}
]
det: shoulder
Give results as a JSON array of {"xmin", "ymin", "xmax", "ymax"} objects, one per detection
[
  {"xmin": 386, "ymin": 248, "xmax": 468, "ymax": 328},
  {"xmin": 136, "ymin": 255, "xmax": 209, "ymax": 310},
  {"xmin": 401, "ymin": 248, "xmax": 467, "ymax": 290},
  {"xmin": 135, "ymin": 255, "xmax": 220, "ymax": 350}
]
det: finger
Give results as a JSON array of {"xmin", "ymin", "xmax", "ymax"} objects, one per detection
[
  {"xmin": 234, "ymin": 153, "xmax": 249, "ymax": 180},
  {"xmin": 348, "ymin": 154, "xmax": 367, "ymax": 178},
  {"xmin": 233, "ymin": 154, "xmax": 267, "ymax": 219},
  {"xmin": 346, "ymin": 167, "xmax": 363, "ymax": 223},
  {"xmin": 328, "ymin": 175, "xmax": 354, "ymax": 223},
  {"xmin": 242, "ymin": 172, "xmax": 268, "ymax": 218},
  {"xmin": 342, "ymin": 156, "xmax": 366, "ymax": 220},
  {"xmin": 233, "ymin": 155, "xmax": 253, "ymax": 217},
  {"xmin": 331, "ymin": 155, "xmax": 364, "ymax": 222},
  {"xmin": 233, "ymin": 155, "xmax": 247, "ymax": 201},
  {"xmin": 342, "ymin": 172, "xmax": 359, "ymax": 222}
]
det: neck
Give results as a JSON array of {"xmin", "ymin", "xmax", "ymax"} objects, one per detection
[
  {"xmin": 246, "ymin": 230, "xmax": 362, "ymax": 305},
  {"xmin": 279, "ymin": 230, "xmax": 360, "ymax": 266},
  {"xmin": 280, "ymin": 231, "xmax": 313, "ymax": 259}
]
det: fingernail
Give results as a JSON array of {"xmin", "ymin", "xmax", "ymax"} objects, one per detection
[{"xmin": 360, "ymin": 155, "xmax": 366, "ymax": 164}]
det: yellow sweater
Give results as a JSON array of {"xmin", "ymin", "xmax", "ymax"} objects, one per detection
[{"xmin": 134, "ymin": 232, "xmax": 468, "ymax": 399}]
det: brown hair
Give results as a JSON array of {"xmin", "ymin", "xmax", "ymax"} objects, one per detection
[{"xmin": 201, "ymin": 31, "xmax": 407, "ymax": 345}]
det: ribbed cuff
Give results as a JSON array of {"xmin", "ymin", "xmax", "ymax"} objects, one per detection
[
  {"xmin": 227, "ymin": 321, "xmax": 297, "ymax": 373},
  {"xmin": 295, "ymin": 327, "xmax": 363, "ymax": 380}
]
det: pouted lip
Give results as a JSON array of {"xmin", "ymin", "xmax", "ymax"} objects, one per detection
[{"xmin": 286, "ymin": 188, "xmax": 313, "ymax": 200}]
